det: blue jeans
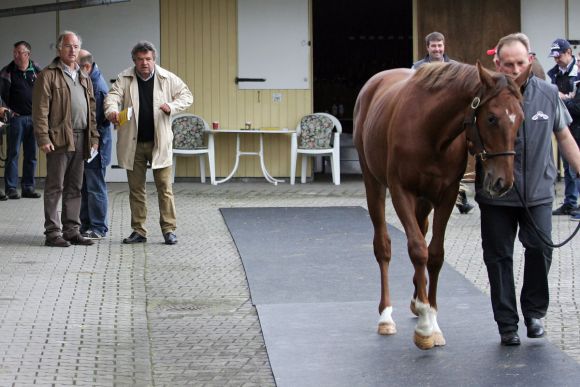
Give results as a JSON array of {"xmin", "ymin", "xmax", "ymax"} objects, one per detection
[
  {"xmin": 80, "ymin": 155, "xmax": 109, "ymax": 236},
  {"xmin": 4, "ymin": 115, "xmax": 37, "ymax": 191},
  {"xmin": 567, "ymin": 160, "xmax": 580, "ymax": 207}
]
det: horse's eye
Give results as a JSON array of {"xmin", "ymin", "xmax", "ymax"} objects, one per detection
[{"xmin": 487, "ymin": 115, "xmax": 498, "ymax": 126}]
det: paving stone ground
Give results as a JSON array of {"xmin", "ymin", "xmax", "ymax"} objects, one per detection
[{"xmin": 0, "ymin": 175, "xmax": 578, "ymax": 386}]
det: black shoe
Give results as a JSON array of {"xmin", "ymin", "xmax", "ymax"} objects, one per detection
[
  {"xmin": 163, "ymin": 232, "xmax": 177, "ymax": 245},
  {"xmin": 525, "ymin": 317, "xmax": 545, "ymax": 338},
  {"xmin": 22, "ymin": 190, "xmax": 41, "ymax": 198},
  {"xmin": 45, "ymin": 236, "xmax": 71, "ymax": 247},
  {"xmin": 123, "ymin": 231, "xmax": 147, "ymax": 244},
  {"xmin": 6, "ymin": 188, "xmax": 20, "ymax": 199},
  {"xmin": 456, "ymin": 202, "xmax": 474, "ymax": 214},
  {"xmin": 500, "ymin": 332, "xmax": 521, "ymax": 346},
  {"xmin": 65, "ymin": 234, "xmax": 95, "ymax": 246},
  {"xmin": 0, "ymin": 190, "xmax": 6, "ymax": 201},
  {"xmin": 552, "ymin": 203, "xmax": 576, "ymax": 215}
]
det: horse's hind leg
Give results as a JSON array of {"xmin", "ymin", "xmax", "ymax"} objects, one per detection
[{"xmin": 362, "ymin": 172, "xmax": 395, "ymax": 335}]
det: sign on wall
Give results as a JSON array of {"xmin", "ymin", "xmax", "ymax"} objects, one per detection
[{"xmin": 237, "ymin": 0, "xmax": 310, "ymax": 89}]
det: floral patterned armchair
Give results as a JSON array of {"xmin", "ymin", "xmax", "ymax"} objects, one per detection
[
  {"xmin": 290, "ymin": 113, "xmax": 342, "ymax": 185},
  {"xmin": 170, "ymin": 113, "xmax": 216, "ymax": 184}
]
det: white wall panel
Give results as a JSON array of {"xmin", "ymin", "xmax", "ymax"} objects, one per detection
[{"xmin": 521, "ymin": 0, "xmax": 565, "ymax": 74}]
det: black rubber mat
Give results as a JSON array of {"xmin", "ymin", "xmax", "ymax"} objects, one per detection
[{"xmin": 221, "ymin": 206, "xmax": 580, "ymax": 386}]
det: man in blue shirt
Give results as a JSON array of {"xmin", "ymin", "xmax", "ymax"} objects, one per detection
[
  {"xmin": 547, "ymin": 38, "xmax": 580, "ymax": 220},
  {"xmin": 78, "ymin": 50, "xmax": 112, "ymax": 239}
]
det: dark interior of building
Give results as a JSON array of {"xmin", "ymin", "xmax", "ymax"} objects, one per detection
[{"xmin": 312, "ymin": 0, "xmax": 413, "ymax": 133}]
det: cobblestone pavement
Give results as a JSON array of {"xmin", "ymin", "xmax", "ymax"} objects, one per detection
[{"xmin": 0, "ymin": 176, "xmax": 578, "ymax": 386}]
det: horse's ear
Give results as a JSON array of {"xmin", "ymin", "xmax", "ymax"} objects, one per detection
[
  {"xmin": 513, "ymin": 63, "xmax": 532, "ymax": 88},
  {"xmin": 476, "ymin": 60, "xmax": 495, "ymax": 88}
]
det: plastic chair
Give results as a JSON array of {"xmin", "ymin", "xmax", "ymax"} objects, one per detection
[
  {"xmin": 171, "ymin": 113, "xmax": 216, "ymax": 184},
  {"xmin": 290, "ymin": 112, "xmax": 342, "ymax": 185}
]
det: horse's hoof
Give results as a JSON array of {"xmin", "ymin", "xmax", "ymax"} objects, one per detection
[
  {"xmin": 378, "ymin": 322, "xmax": 397, "ymax": 335},
  {"xmin": 433, "ymin": 332, "xmax": 446, "ymax": 346},
  {"xmin": 410, "ymin": 299, "xmax": 418, "ymax": 316},
  {"xmin": 413, "ymin": 332, "xmax": 435, "ymax": 350}
]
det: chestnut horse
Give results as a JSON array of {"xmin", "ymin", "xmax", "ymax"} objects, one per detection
[{"xmin": 353, "ymin": 62, "xmax": 528, "ymax": 350}]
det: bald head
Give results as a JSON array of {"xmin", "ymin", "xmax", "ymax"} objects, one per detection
[{"xmin": 77, "ymin": 49, "xmax": 93, "ymax": 75}]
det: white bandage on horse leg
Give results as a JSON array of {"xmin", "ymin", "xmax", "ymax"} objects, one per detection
[
  {"xmin": 414, "ymin": 300, "xmax": 433, "ymax": 337},
  {"xmin": 378, "ymin": 306, "xmax": 396, "ymax": 334},
  {"xmin": 430, "ymin": 307, "xmax": 446, "ymax": 346}
]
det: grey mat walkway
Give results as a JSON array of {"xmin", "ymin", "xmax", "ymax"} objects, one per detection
[{"xmin": 221, "ymin": 206, "xmax": 580, "ymax": 387}]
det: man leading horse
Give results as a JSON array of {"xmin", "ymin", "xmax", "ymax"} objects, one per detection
[{"xmin": 476, "ymin": 33, "xmax": 580, "ymax": 346}]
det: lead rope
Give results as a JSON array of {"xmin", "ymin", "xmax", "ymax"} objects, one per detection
[{"xmin": 513, "ymin": 184, "xmax": 580, "ymax": 248}]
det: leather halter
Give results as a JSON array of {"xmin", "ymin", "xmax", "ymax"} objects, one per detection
[{"xmin": 463, "ymin": 77, "xmax": 517, "ymax": 161}]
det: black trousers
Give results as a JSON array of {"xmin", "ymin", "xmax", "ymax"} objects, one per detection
[{"xmin": 479, "ymin": 202, "xmax": 553, "ymax": 334}]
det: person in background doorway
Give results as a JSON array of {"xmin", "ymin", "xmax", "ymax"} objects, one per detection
[
  {"xmin": 104, "ymin": 41, "xmax": 192, "ymax": 245},
  {"xmin": 77, "ymin": 49, "xmax": 112, "ymax": 239},
  {"xmin": 33, "ymin": 31, "xmax": 99, "ymax": 247},
  {"xmin": 547, "ymin": 38, "xmax": 580, "ymax": 220},
  {"xmin": 0, "ymin": 41, "xmax": 42, "ymax": 199},
  {"xmin": 412, "ymin": 31, "xmax": 474, "ymax": 214}
]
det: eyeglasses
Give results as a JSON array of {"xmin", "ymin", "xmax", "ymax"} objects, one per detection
[{"xmin": 61, "ymin": 44, "xmax": 80, "ymax": 51}]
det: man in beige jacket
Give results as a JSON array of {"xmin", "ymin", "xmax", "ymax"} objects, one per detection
[{"xmin": 104, "ymin": 41, "xmax": 192, "ymax": 245}]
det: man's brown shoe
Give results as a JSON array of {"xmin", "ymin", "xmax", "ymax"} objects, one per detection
[
  {"xmin": 45, "ymin": 236, "xmax": 71, "ymax": 247},
  {"xmin": 66, "ymin": 234, "xmax": 95, "ymax": 246}
]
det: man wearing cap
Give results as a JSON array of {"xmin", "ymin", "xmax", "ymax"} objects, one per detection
[{"xmin": 547, "ymin": 38, "xmax": 580, "ymax": 219}]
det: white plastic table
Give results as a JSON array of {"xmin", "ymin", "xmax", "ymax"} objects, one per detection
[{"xmin": 209, "ymin": 129, "xmax": 295, "ymax": 185}]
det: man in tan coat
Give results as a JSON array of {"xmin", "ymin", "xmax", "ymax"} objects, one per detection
[
  {"xmin": 104, "ymin": 41, "xmax": 192, "ymax": 245},
  {"xmin": 33, "ymin": 31, "xmax": 99, "ymax": 247}
]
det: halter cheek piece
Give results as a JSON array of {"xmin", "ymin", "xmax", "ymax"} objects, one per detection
[{"xmin": 464, "ymin": 77, "xmax": 517, "ymax": 161}]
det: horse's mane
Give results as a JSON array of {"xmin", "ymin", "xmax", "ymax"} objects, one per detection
[
  {"xmin": 411, "ymin": 61, "xmax": 521, "ymax": 99},
  {"xmin": 412, "ymin": 62, "xmax": 479, "ymax": 92}
]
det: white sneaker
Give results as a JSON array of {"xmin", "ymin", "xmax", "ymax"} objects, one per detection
[{"xmin": 81, "ymin": 230, "xmax": 104, "ymax": 239}]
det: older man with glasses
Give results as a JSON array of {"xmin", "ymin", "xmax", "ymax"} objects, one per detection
[{"xmin": 0, "ymin": 41, "xmax": 43, "ymax": 200}]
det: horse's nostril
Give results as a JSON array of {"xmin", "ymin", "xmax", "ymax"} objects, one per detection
[{"xmin": 494, "ymin": 178, "xmax": 505, "ymax": 192}]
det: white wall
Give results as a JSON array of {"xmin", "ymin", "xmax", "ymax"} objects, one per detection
[
  {"xmin": 521, "ymin": 0, "xmax": 580, "ymax": 74},
  {"xmin": 0, "ymin": 0, "xmax": 159, "ymax": 182},
  {"xmin": 237, "ymin": 0, "xmax": 309, "ymax": 89}
]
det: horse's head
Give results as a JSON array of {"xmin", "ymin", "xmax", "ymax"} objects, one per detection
[{"xmin": 467, "ymin": 61, "xmax": 528, "ymax": 197}]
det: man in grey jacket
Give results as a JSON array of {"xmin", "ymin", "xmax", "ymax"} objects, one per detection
[
  {"xmin": 476, "ymin": 33, "xmax": 580, "ymax": 346},
  {"xmin": 412, "ymin": 31, "xmax": 473, "ymax": 214}
]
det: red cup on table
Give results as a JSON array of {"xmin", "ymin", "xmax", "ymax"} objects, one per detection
[{"xmin": 212, "ymin": 121, "xmax": 219, "ymax": 130}]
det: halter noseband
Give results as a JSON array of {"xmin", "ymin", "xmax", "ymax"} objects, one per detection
[{"xmin": 464, "ymin": 79, "xmax": 517, "ymax": 161}]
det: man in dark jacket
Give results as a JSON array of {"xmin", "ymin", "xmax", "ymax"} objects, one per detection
[
  {"xmin": 412, "ymin": 31, "xmax": 473, "ymax": 214},
  {"xmin": 78, "ymin": 49, "xmax": 112, "ymax": 239},
  {"xmin": 0, "ymin": 41, "xmax": 42, "ymax": 199},
  {"xmin": 547, "ymin": 38, "xmax": 580, "ymax": 219}
]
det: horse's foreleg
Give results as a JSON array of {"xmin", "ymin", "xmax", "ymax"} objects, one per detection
[
  {"xmin": 410, "ymin": 199, "xmax": 432, "ymax": 317},
  {"xmin": 425, "ymin": 194, "xmax": 456, "ymax": 347},
  {"xmin": 363, "ymin": 175, "xmax": 395, "ymax": 335},
  {"xmin": 391, "ymin": 189, "xmax": 433, "ymax": 349}
]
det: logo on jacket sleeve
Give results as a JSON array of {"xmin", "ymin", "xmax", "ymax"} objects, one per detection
[{"xmin": 531, "ymin": 111, "xmax": 549, "ymax": 120}]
